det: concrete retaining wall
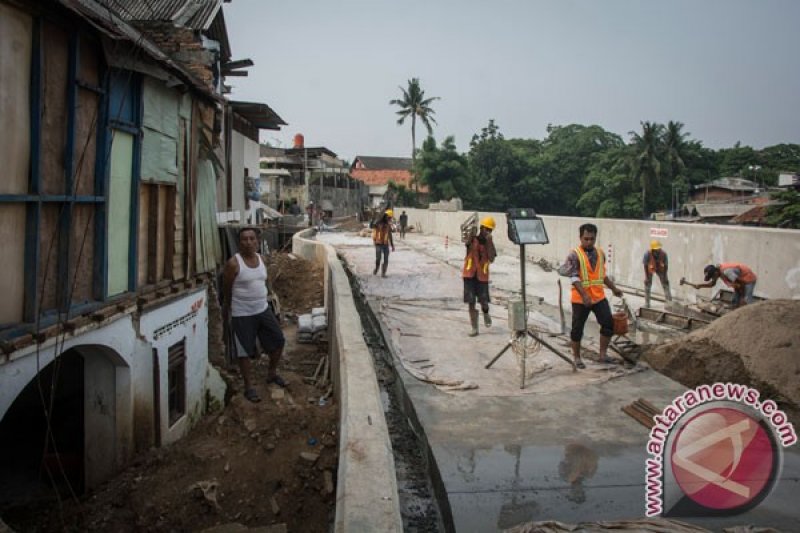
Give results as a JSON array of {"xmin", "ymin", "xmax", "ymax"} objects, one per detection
[
  {"xmin": 292, "ymin": 229, "xmax": 403, "ymax": 532},
  {"xmin": 403, "ymin": 208, "xmax": 800, "ymax": 301}
]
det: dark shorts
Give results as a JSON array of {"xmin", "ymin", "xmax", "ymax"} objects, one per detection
[
  {"xmin": 570, "ymin": 299, "xmax": 613, "ymax": 342},
  {"xmin": 231, "ymin": 307, "xmax": 285, "ymax": 358},
  {"xmin": 463, "ymin": 277, "xmax": 490, "ymax": 306}
]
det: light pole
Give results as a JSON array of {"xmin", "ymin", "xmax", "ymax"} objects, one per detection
[{"xmin": 748, "ymin": 165, "xmax": 762, "ymax": 191}]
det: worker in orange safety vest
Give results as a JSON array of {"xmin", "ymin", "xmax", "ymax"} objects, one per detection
[
  {"xmin": 462, "ymin": 216, "xmax": 497, "ymax": 336},
  {"xmin": 643, "ymin": 239, "xmax": 672, "ymax": 308},
  {"xmin": 372, "ymin": 209, "xmax": 395, "ymax": 277},
  {"xmin": 560, "ymin": 223, "xmax": 623, "ymax": 369},
  {"xmin": 683, "ymin": 263, "xmax": 757, "ymax": 307}
]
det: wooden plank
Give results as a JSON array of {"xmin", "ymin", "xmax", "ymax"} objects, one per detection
[
  {"xmin": 40, "ymin": 20, "xmax": 69, "ymax": 196},
  {"xmin": 164, "ymin": 185, "xmax": 176, "ymax": 280},
  {"xmin": 107, "ymin": 130, "xmax": 134, "ymax": 295},
  {"xmin": 137, "ymin": 184, "xmax": 149, "ymax": 288},
  {"xmin": 69, "ymin": 205, "xmax": 95, "ymax": 304},
  {"xmin": 147, "ymin": 184, "xmax": 159, "ymax": 284}
]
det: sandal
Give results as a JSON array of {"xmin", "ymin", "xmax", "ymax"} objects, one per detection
[
  {"xmin": 244, "ymin": 388, "xmax": 261, "ymax": 403},
  {"xmin": 268, "ymin": 375, "xmax": 288, "ymax": 388},
  {"xmin": 574, "ymin": 359, "xmax": 586, "ymax": 370}
]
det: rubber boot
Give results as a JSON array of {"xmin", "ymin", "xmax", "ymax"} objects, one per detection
[
  {"xmin": 483, "ymin": 311, "xmax": 492, "ymax": 327},
  {"xmin": 468, "ymin": 309, "xmax": 479, "ymax": 337},
  {"xmin": 381, "ymin": 264, "xmax": 387, "ymax": 278}
]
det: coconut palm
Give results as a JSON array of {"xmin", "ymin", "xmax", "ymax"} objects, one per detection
[
  {"xmin": 389, "ymin": 78, "xmax": 440, "ymax": 194},
  {"xmin": 629, "ymin": 121, "xmax": 665, "ymax": 218}
]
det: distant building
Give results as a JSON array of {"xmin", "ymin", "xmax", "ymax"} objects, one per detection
[
  {"xmin": 688, "ymin": 177, "xmax": 760, "ymax": 204},
  {"xmin": 350, "ymin": 155, "xmax": 427, "ymax": 207},
  {"xmin": 259, "ymin": 143, "xmax": 364, "ymax": 217}
]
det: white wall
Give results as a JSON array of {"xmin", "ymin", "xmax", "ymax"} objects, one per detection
[
  {"xmin": 404, "ymin": 208, "xmax": 800, "ymax": 301},
  {"xmin": 230, "ymin": 130, "xmax": 261, "ymax": 214},
  {"xmin": 0, "ymin": 288, "xmax": 222, "ymax": 487}
]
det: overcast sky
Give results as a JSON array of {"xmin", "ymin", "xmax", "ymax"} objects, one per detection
[{"xmin": 224, "ymin": 0, "xmax": 800, "ymax": 162}]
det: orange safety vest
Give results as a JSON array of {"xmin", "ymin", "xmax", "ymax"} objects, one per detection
[
  {"xmin": 570, "ymin": 246, "xmax": 607, "ymax": 305},
  {"xmin": 462, "ymin": 237, "xmax": 493, "ymax": 282},
  {"xmin": 372, "ymin": 222, "xmax": 391, "ymax": 245},
  {"xmin": 647, "ymin": 250, "xmax": 667, "ymax": 274},
  {"xmin": 719, "ymin": 262, "xmax": 757, "ymax": 286}
]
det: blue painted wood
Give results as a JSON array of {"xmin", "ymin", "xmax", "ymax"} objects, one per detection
[
  {"xmin": 23, "ymin": 18, "xmax": 43, "ymax": 323},
  {"xmin": 94, "ymin": 63, "xmax": 111, "ymax": 301},
  {"xmin": 0, "ymin": 195, "xmax": 104, "ymax": 202},
  {"xmin": 129, "ymin": 74, "xmax": 144, "ymax": 291}
]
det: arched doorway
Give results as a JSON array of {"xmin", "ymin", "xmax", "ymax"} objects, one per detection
[
  {"xmin": 0, "ymin": 343, "xmax": 129, "ymax": 513},
  {"xmin": 0, "ymin": 349, "xmax": 84, "ymax": 508}
]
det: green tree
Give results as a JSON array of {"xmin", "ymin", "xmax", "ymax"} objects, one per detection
[
  {"xmin": 577, "ymin": 145, "xmax": 640, "ymax": 218},
  {"xmin": 766, "ymin": 189, "xmax": 800, "ymax": 228},
  {"xmin": 416, "ymin": 136, "xmax": 472, "ymax": 204},
  {"xmin": 629, "ymin": 121, "xmax": 665, "ymax": 217},
  {"xmin": 468, "ymin": 120, "xmax": 526, "ymax": 210},
  {"xmin": 389, "ymin": 78, "xmax": 440, "ymax": 194}
]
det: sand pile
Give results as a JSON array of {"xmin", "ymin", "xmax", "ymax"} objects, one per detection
[
  {"xmin": 266, "ymin": 253, "xmax": 324, "ymax": 314},
  {"xmin": 644, "ymin": 300, "xmax": 800, "ymax": 409}
]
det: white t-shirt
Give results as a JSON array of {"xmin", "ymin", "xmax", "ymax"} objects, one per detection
[{"xmin": 231, "ymin": 253, "xmax": 269, "ymax": 317}]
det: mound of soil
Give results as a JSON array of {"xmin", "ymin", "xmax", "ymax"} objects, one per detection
[
  {"xmin": 644, "ymin": 300, "xmax": 800, "ymax": 411},
  {"xmin": 267, "ymin": 253, "xmax": 324, "ymax": 315}
]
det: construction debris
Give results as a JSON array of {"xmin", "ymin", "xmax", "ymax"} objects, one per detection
[
  {"xmin": 622, "ymin": 398, "xmax": 660, "ymax": 429},
  {"xmin": 298, "ymin": 307, "xmax": 328, "ymax": 343}
]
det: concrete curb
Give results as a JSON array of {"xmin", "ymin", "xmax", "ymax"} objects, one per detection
[{"xmin": 292, "ymin": 229, "xmax": 403, "ymax": 533}]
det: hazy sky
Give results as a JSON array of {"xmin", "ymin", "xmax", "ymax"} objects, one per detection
[{"xmin": 224, "ymin": 0, "xmax": 800, "ymax": 162}]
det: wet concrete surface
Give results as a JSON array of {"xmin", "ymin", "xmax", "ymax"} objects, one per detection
[{"xmin": 319, "ymin": 230, "xmax": 800, "ymax": 532}]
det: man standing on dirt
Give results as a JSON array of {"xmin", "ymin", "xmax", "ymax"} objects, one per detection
[
  {"xmin": 372, "ymin": 209, "xmax": 395, "ymax": 277},
  {"xmin": 684, "ymin": 263, "xmax": 758, "ymax": 307},
  {"xmin": 643, "ymin": 240, "xmax": 672, "ymax": 308},
  {"xmin": 399, "ymin": 210, "xmax": 409, "ymax": 239},
  {"xmin": 223, "ymin": 228, "xmax": 286, "ymax": 403},
  {"xmin": 463, "ymin": 217, "xmax": 497, "ymax": 337},
  {"xmin": 561, "ymin": 223, "xmax": 623, "ymax": 369}
]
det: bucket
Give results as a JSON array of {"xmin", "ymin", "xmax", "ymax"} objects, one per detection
[{"xmin": 612, "ymin": 310, "xmax": 628, "ymax": 335}]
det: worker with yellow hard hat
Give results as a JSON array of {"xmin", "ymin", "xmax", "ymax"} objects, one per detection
[
  {"xmin": 643, "ymin": 238, "xmax": 672, "ymax": 308},
  {"xmin": 462, "ymin": 216, "xmax": 497, "ymax": 336},
  {"xmin": 372, "ymin": 208, "xmax": 395, "ymax": 278}
]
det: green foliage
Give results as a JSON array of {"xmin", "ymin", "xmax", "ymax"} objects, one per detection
[
  {"xmin": 386, "ymin": 181, "xmax": 417, "ymax": 207},
  {"xmin": 389, "ymin": 78, "xmax": 440, "ymax": 194},
  {"xmin": 766, "ymin": 189, "xmax": 800, "ymax": 229},
  {"xmin": 416, "ymin": 136, "xmax": 473, "ymax": 204}
]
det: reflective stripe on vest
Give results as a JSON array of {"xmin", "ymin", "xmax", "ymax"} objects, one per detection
[
  {"xmin": 462, "ymin": 237, "xmax": 491, "ymax": 282},
  {"xmin": 571, "ymin": 247, "xmax": 606, "ymax": 304},
  {"xmin": 647, "ymin": 251, "xmax": 666, "ymax": 274}
]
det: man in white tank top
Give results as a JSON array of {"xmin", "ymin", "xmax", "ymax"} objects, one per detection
[{"xmin": 222, "ymin": 228, "xmax": 286, "ymax": 402}]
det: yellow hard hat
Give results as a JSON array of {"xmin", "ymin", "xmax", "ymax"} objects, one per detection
[
  {"xmin": 650, "ymin": 239, "xmax": 662, "ymax": 250},
  {"xmin": 385, "ymin": 209, "xmax": 393, "ymax": 217},
  {"xmin": 480, "ymin": 216, "xmax": 496, "ymax": 230}
]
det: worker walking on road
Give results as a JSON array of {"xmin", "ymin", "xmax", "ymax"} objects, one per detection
[
  {"xmin": 561, "ymin": 223, "xmax": 623, "ymax": 369},
  {"xmin": 683, "ymin": 263, "xmax": 758, "ymax": 307},
  {"xmin": 463, "ymin": 217, "xmax": 497, "ymax": 337},
  {"xmin": 373, "ymin": 209, "xmax": 395, "ymax": 277},
  {"xmin": 643, "ymin": 240, "xmax": 672, "ymax": 308},
  {"xmin": 399, "ymin": 210, "xmax": 409, "ymax": 239},
  {"xmin": 222, "ymin": 228, "xmax": 286, "ymax": 403}
]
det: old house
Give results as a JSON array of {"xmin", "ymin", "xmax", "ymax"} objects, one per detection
[
  {"xmin": 350, "ymin": 155, "xmax": 426, "ymax": 207},
  {"xmin": 260, "ymin": 139, "xmax": 364, "ymax": 217},
  {"xmin": 0, "ymin": 0, "xmax": 233, "ymax": 501}
]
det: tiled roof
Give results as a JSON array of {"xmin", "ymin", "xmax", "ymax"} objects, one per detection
[
  {"xmin": 351, "ymin": 168, "xmax": 428, "ymax": 193},
  {"xmin": 352, "ymin": 156, "xmax": 412, "ymax": 171}
]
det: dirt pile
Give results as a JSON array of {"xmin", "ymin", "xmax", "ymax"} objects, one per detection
[
  {"xmin": 267, "ymin": 253, "xmax": 324, "ymax": 314},
  {"xmin": 644, "ymin": 300, "xmax": 800, "ymax": 410}
]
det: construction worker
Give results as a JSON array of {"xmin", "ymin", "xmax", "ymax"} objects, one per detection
[
  {"xmin": 399, "ymin": 210, "xmax": 409, "ymax": 239},
  {"xmin": 643, "ymin": 240, "xmax": 672, "ymax": 308},
  {"xmin": 684, "ymin": 263, "xmax": 757, "ymax": 307},
  {"xmin": 463, "ymin": 216, "xmax": 497, "ymax": 336},
  {"xmin": 372, "ymin": 209, "xmax": 395, "ymax": 277},
  {"xmin": 562, "ymin": 223, "xmax": 623, "ymax": 368}
]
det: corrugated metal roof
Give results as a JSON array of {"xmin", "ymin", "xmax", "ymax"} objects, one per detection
[
  {"xmin": 106, "ymin": 0, "xmax": 222, "ymax": 30},
  {"xmin": 230, "ymin": 101, "xmax": 287, "ymax": 131},
  {"xmin": 57, "ymin": 0, "xmax": 218, "ymax": 100}
]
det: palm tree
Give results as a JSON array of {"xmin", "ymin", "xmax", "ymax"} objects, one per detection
[
  {"xmin": 663, "ymin": 121, "xmax": 690, "ymax": 214},
  {"xmin": 629, "ymin": 121, "xmax": 665, "ymax": 218},
  {"xmin": 389, "ymin": 78, "xmax": 440, "ymax": 194}
]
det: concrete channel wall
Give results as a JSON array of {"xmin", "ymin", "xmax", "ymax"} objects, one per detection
[
  {"xmin": 405, "ymin": 208, "xmax": 800, "ymax": 300},
  {"xmin": 292, "ymin": 229, "xmax": 403, "ymax": 532}
]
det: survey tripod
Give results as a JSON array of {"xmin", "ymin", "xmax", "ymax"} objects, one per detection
[{"xmin": 484, "ymin": 214, "xmax": 578, "ymax": 389}]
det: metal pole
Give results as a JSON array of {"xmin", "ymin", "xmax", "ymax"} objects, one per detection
[{"xmin": 520, "ymin": 244, "xmax": 527, "ymax": 389}]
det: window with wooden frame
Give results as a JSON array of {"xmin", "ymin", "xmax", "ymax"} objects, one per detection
[{"xmin": 167, "ymin": 339, "xmax": 186, "ymax": 426}]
